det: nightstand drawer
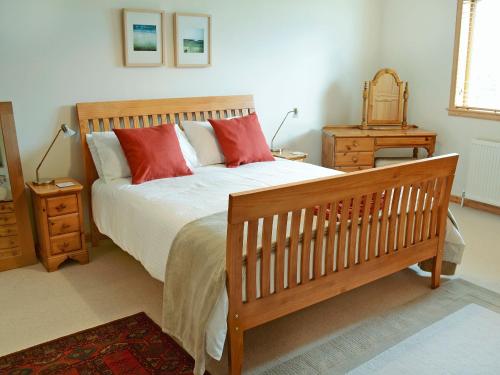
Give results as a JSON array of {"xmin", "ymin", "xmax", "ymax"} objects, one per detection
[
  {"xmin": 336, "ymin": 138, "xmax": 374, "ymax": 152},
  {"xmin": 49, "ymin": 213, "xmax": 80, "ymax": 236},
  {"xmin": 336, "ymin": 165, "xmax": 373, "ymax": 172},
  {"xmin": 0, "ymin": 213, "xmax": 16, "ymax": 225},
  {"xmin": 334, "ymin": 152, "xmax": 374, "ymax": 166},
  {"xmin": 47, "ymin": 195, "xmax": 78, "ymax": 217},
  {"xmin": 0, "ymin": 235, "xmax": 19, "ymax": 249},
  {"xmin": 0, "ymin": 224, "xmax": 17, "ymax": 237},
  {"xmin": 0, "ymin": 202, "xmax": 14, "ymax": 213},
  {"xmin": 50, "ymin": 232, "xmax": 81, "ymax": 255}
]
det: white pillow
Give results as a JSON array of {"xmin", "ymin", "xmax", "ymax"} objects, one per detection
[
  {"xmin": 174, "ymin": 125, "xmax": 201, "ymax": 168},
  {"xmin": 87, "ymin": 132, "xmax": 131, "ymax": 182},
  {"xmin": 86, "ymin": 126, "xmax": 199, "ymax": 182},
  {"xmin": 86, "ymin": 134, "xmax": 105, "ymax": 180},
  {"xmin": 182, "ymin": 121, "xmax": 225, "ymax": 166}
]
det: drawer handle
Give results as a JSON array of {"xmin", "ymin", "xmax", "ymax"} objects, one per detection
[
  {"xmin": 60, "ymin": 242, "xmax": 70, "ymax": 250},
  {"xmin": 353, "ymin": 141, "xmax": 359, "ymax": 147},
  {"xmin": 346, "ymin": 145, "xmax": 351, "ymax": 151},
  {"xmin": 1, "ymin": 217, "xmax": 9, "ymax": 222},
  {"xmin": 55, "ymin": 203, "xmax": 67, "ymax": 212},
  {"xmin": 352, "ymin": 156, "xmax": 359, "ymax": 163},
  {"xmin": 61, "ymin": 223, "xmax": 71, "ymax": 230}
]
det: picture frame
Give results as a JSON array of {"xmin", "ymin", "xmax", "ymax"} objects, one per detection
[
  {"xmin": 123, "ymin": 9, "xmax": 165, "ymax": 67},
  {"xmin": 174, "ymin": 13, "xmax": 212, "ymax": 68}
]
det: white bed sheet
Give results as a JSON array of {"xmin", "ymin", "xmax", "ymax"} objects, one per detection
[{"xmin": 92, "ymin": 159, "xmax": 342, "ymax": 360}]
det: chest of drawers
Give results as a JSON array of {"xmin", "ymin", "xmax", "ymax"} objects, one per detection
[{"xmin": 0, "ymin": 202, "xmax": 21, "ymax": 260}]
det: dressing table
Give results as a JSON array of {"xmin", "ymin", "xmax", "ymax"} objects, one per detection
[{"xmin": 322, "ymin": 69, "xmax": 437, "ymax": 172}]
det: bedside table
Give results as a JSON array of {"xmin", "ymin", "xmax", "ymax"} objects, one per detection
[
  {"xmin": 272, "ymin": 150, "xmax": 308, "ymax": 162},
  {"xmin": 27, "ymin": 178, "xmax": 88, "ymax": 271}
]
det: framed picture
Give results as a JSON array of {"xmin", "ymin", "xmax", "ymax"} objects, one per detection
[
  {"xmin": 123, "ymin": 9, "xmax": 164, "ymax": 67},
  {"xmin": 174, "ymin": 13, "xmax": 211, "ymax": 67}
]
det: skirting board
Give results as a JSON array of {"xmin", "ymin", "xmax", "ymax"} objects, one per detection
[{"xmin": 450, "ymin": 195, "xmax": 500, "ymax": 216}]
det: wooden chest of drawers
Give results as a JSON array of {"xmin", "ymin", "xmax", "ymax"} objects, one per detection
[
  {"xmin": 322, "ymin": 125, "xmax": 436, "ymax": 172},
  {"xmin": 27, "ymin": 179, "xmax": 88, "ymax": 271},
  {"xmin": 0, "ymin": 202, "xmax": 21, "ymax": 260}
]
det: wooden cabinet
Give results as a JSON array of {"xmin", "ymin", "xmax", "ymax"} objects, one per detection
[
  {"xmin": 27, "ymin": 178, "xmax": 88, "ymax": 271},
  {"xmin": 0, "ymin": 102, "xmax": 37, "ymax": 271},
  {"xmin": 322, "ymin": 125, "xmax": 436, "ymax": 172}
]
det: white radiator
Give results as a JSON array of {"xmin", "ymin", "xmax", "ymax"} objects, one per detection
[{"xmin": 464, "ymin": 139, "xmax": 500, "ymax": 207}]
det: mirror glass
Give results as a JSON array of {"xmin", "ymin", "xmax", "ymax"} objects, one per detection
[{"xmin": 0, "ymin": 130, "xmax": 12, "ymax": 202}]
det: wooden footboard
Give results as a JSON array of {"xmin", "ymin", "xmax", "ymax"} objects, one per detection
[{"xmin": 225, "ymin": 154, "xmax": 458, "ymax": 374}]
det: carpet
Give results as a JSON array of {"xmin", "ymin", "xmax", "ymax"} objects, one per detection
[
  {"xmin": 349, "ymin": 304, "xmax": 500, "ymax": 374},
  {"xmin": 260, "ymin": 279, "xmax": 500, "ymax": 374},
  {"xmin": 0, "ymin": 312, "xmax": 207, "ymax": 375}
]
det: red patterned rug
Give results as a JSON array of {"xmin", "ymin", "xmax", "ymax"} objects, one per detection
[{"xmin": 0, "ymin": 312, "xmax": 208, "ymax": 374}]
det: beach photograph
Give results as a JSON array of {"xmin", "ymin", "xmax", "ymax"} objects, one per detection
[
  {"xmin": 133, "ymin": 24, "xmax": 157, "ymax": 51},
  {"xmin": 183, "ymin": 28, "xmax": 204, "ymax": 53}
]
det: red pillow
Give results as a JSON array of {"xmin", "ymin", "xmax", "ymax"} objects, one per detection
[
  {"xmin": 208, "ymin": 113, "xmax": 274, "ymax": 167},
  {"xmin": 113, "ymin": 125, "xmax": 192, "ymax": 184}
]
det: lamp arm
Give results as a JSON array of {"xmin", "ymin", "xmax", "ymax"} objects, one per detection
[
  {"xmin": 271, "ymin": 110, "xmax": 294, "ymax": 150},
  {"xmin": 35, "ymin": 129, "xmax": 62, "ymax": 183}
]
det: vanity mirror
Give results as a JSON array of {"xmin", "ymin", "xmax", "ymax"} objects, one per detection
[
  {"xmin": 361, "ymin": 68, "xmax": 409, "ymax": 129},
  {"xmin": 0, "ymin": 102, "xmax": 36, "ymax": 271}
]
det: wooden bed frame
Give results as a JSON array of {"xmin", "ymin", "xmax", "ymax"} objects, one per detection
[{"xmin": 77, "ymin": 95, "xmax": 458, "ymax": 375}]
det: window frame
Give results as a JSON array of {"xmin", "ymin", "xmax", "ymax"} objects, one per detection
[{"xmin": 448, "ymin": 0, "xmax": 500, "ymax": 121}]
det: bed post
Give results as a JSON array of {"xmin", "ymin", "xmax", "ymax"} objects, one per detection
[
  {"xmin": 226, "ymin": 207, "xmax": 245, "ymax": 374},
  {"xmin": 90, "ymin": 222, "xmax": 100, "ymax": 247},
  {"xmin": 228, "ymin": 320, "xmax": 244, "ymax": 375},
  {"xmin": 431, "ymin": 174, "xmax": 454, "ymax": 289}
]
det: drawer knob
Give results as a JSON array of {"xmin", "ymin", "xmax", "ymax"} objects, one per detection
[
  {"xmin": 61, "ymin": 223, "xmax": 71, "ymax": 230},
  {"xmin": 352, "ymin": 156, "xmax": 359, "ymax": 163},
  {"xmin": 353, "ymin": 141, "xmax": 359, "ymax": 147},
  {"xmin": 56, "ymin": 203, "xmax": 67, "ymax": 211},
  {"xmin": 346, "ymin": 145, "xmax": 351, "ymax": 150},
  {"xmin": 60, "ymin": 242, "xmax": 70, "ymax": 250}
]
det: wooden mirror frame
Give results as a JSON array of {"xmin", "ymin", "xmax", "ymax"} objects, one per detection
[
  {"xmin": 361, "ymin": 68, "xmax": 409, "ymax": 129},
  {"xmin": 0, "ymin": 102, "xmax": 36, "ymax": 271}
]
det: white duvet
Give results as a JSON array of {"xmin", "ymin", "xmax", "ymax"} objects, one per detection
[
  {"xmin": 92, "ymin": 158, "xmax": 465, "ymax": 362},
  {"xmin": 92, "ymin": 159, "xmax": 342, "ymax": 360}
]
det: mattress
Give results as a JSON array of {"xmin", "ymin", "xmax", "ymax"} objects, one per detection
[{"xmin": 92, "ymin": 159, "xmax": 343, "ymax": 360}]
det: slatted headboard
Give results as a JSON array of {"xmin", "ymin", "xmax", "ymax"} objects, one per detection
[{"xmin": 76, "ymin": 95, "xmax": 255, "ymax": 243}]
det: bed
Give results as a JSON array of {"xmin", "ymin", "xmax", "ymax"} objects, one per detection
[{"xmin": 77, "ymin": 95, "xmax": 458, "ymax": 375}]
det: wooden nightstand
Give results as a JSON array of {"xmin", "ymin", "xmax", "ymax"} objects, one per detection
[
  {"xmin": 27, "ymin": 178, "xmax": 88, "ymax": 271},
  {"xmin": 272, "ymin": 150, "xmax": 308, "ymax": 162}
]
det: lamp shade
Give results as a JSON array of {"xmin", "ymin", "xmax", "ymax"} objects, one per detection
[{"xmin": 61, "ymin": 124, "xmax": 76, "ymax": 138}]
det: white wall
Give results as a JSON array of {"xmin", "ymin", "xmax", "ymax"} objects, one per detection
[
  {"xmin": 379, "ymin": 0, "xmax": 500, "ymax": 195},
  {"xmin": 0, "ymin": 0, "xmax": 382, "ymax": 187}
]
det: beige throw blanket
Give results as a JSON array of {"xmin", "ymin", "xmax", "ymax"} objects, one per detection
[{"xmin": 162, "ymin": 212, "xmax": 228, "ymax": 375}]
